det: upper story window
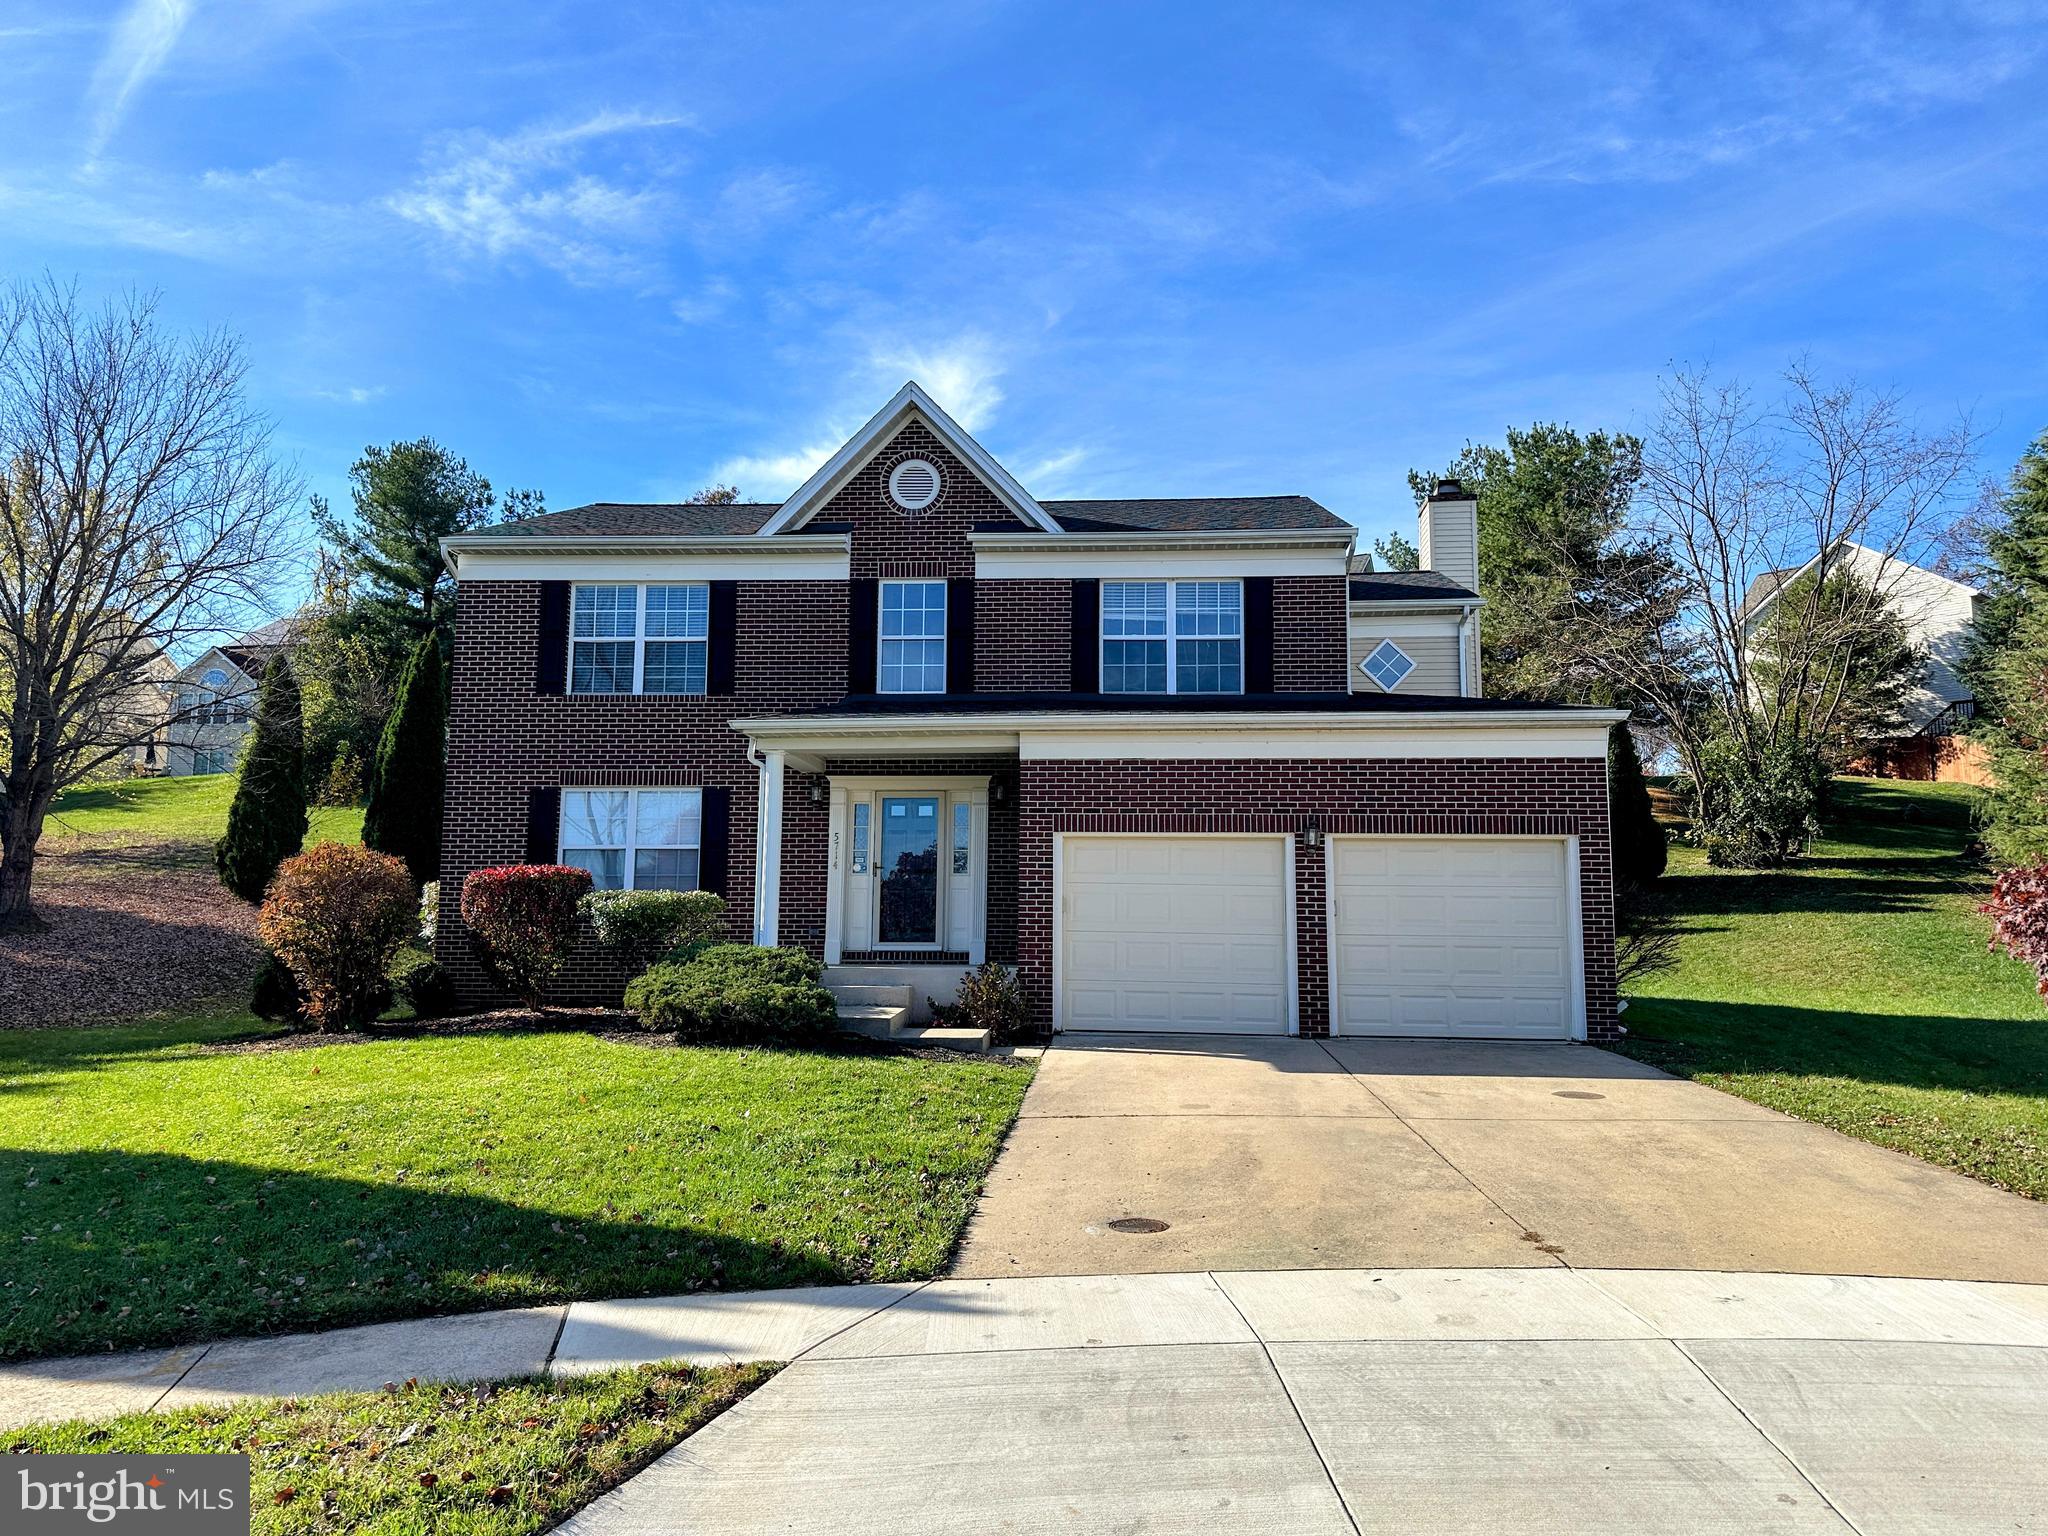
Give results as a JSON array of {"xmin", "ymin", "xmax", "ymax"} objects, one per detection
[
  {"xmin": 1101, "ymin": 579, "xmax": 1243, "ymax": 694},
  {"xmin": 879, "ymin": 580, "xmax": 947, "ymax": 693},
  {"xmin": 570, "ymin": 583, "xmax": 710, "ymax": 695},
  {"xmin": 560, "ymin": 787, "xmax": 702, "ymax": 890}
]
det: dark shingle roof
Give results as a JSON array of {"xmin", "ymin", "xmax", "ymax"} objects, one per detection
[
  {"xmin": 815, "ymin": 691, "xmax": 1596, "ymax": 717},
  {"xmin": 1740, "ymin": 566, "xmax": 1797, "ymax": 620},
  {"xmin": 464, "ymin": 494, "xmax": 1351, "ymax": 540},
  {"xmin": 1350, "ymin": 570, "xmax": 1478, "ymax": 602}
]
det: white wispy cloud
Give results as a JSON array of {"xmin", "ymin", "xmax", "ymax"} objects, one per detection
[
  {"xmin": 85, "ymin": 0, "xmax": 192, "ymax": 159},
  {"xmin": 671, "ymin": 276, "xmax": 738, "ymax": 325},
  {"xmin": 871, "ymin": 334, "xmax": 1005, "ymax": 430},
  {"xmin": 713, "ymin": 437, "xmax": 844, "ymax": 498},
  {"xmin": 312, "ymin": 384, "xmax": 386, "ymax": 405},
  {"xmin": 386, "ymin": 109, "xmax": 691, "ymax": 280}
]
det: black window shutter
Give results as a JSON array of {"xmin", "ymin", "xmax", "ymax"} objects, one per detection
[
  {"xmin": 848, "ymin": 579, "xmax": 879, "ymax": 694},
  {"xmin": 1244, "ymin": 577, "xmax": 1275, "ymax": 693},
  {"xmin": 946, "ymin": 578, "xmax": 975, "ymax": 694},
  {"xmin": 524, "ymin": 785, "xmax": 560, "ymax": 864},
  {"xmin": 1070, "ymin": 579, "xmax": 1099, "ymax": 693},
  {"xmin": 706, "ymin": 581, "xmax": 738, "ymax": 695},
  {"xmin": 698, "ymin": 786, "xmax": 731, "ymax": 896},
  {"xmin": 536, "ymin": 582, "xmax": 570, "ymax": 695}
]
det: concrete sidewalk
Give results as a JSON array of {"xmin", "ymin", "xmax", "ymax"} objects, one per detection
[{"xmin": 9, "ymin": 1268, "xmax": 2048, "ymax": 1532}]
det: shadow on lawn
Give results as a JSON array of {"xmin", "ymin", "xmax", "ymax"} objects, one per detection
[
  {"xmin": 1622, "ymin": 998, "xmax": 2048, "ymax": 1100},
  {"xmin": 0, "ymin": 1146, "xmax": 850, "ymax": 1364}
]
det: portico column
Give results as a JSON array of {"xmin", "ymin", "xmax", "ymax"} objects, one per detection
[{"xmin": 753, "ymin": 748, "xmax": 785, "ymax": 946}]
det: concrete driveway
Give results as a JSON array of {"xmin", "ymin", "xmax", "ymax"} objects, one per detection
[{"xmin": 951, "ymin": 1034, "xmax": 2048, "ymax": 1283}]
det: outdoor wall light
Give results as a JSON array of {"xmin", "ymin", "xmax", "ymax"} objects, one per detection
[
  {"xmin": 1300, "ymin": 820, "xmax": 1323, "ymax": 848},
  {"xmin": 808, "ymin": 782, "xmax": 824, "ymax": 804}
]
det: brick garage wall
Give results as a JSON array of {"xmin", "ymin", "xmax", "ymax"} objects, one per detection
[
  {"xmin": 437, "ymin": 578, "xmax": 848, "ymax": 1005},
  {"xmin": 1274, "ymin": 575, "xmax": 1350, "ymax": 691},
  {"xmin": 832, "ymin": 420, "xmax": 1027, "ymax": 580},
  {"xmin": 975, "ymin": 579, "xmax": 1069, "ymax": 691},
  {"xmin": 1016, "ymin": 757, "xmax": 1618, "ymax": 1041}
]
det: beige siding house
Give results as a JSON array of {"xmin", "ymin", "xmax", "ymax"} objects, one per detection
[{"xmin": 1348, "ymin": 480, "xmax": 1483, "ymax": 700}]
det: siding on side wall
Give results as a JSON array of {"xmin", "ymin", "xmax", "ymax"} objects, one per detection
[{"xmin": 1350, "ymin": 628, "xmax": 1463, "ymax": 696}]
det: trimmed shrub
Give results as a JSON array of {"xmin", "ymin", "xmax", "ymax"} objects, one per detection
[
  {"xmin": 362, "ymin": 633, "xmax": 447, "ymax": 888},
  {"xmin": 216, "ymin": 654, "xmax": 309, "ymax": 902},
  {"xmin": 932, "ymin": 960, "xmax": 1031, "ymax": 1042},
  {"xmin": 580, "ymin": 888, "xmax": 727, "ymax": 980},
  {"xmin": 390, "ymin": 944, "xmax": 454, "ymax": 1018},
  {"xmin": 257, "ymin": 843, "xmax": 417, "ymax": 1030},
  {"xmin": 1607, "ymin": 723, "xmax": 1667, "ymax": 887},
  {"xmin": 1689, "ymin": 734, "xmax": 1830, "ymax": 869},
  {"xmin": 1983, "ymin": 863, "xmax": 2048, "ymax": 999},
  {"xmin": 624, "ymin": 943, "xmax": 837, "ymax": 1043},
  {"xmin": 250, "ymin": 948, "xmax": 304, "ymax": 1023},
  {"xmin": 461, "ymin": 864, "xmax": 593, "ymax": 1008}
]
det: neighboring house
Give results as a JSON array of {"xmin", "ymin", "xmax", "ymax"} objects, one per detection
[
  {"xmin": 436, "ymin": 382, "xmax": 1626, "ymax": 1041},
  {"xmin": 1740, "ymin": 541, "xmax": 1986, "ymax": 782},
  {"xmin": 163, "ymin": 620, "xmax": 291, "ymax": 776}
]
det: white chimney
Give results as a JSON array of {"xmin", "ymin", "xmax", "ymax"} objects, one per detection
[{"xmin": 1418, "ymin": 478, "xmax": 1478, "ymax": 592}]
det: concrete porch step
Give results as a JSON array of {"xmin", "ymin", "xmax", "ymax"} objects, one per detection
[
  {"xmin": 895, "ymin": 1024, "xmax": 994, "ymax": 1051},
  {"xmin": 828, "ymin": 983, "xmax": 916, "ymax": 1011},
  {"xmin": 836, "ymin": 1004, "xmax": 910, "ymax": 1039}
]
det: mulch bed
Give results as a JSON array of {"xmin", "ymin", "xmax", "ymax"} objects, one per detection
[{"xmin": 0, "ymin": 837, "xmax": 263, "ymax": 1029}]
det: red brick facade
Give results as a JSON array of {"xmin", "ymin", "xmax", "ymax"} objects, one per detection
[
  {"xmin": 1013, "ymin": 757, "xmax": 1619, "ymax": 1042},
  {"xmin": 438, "ymin": 417, "xmax": 1619, "ymax": 1039}
]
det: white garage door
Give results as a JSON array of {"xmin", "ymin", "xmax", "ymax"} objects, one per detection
[
  {"xmin": 1330, "ymin": 837, "xmax": 1578, "ymax": 1040},
  {"xmin": 1060, "ymin": 836, "xmax": 1291, "ymax": 1033}
]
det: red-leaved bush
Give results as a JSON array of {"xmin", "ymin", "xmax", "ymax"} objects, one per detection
[
  {"xmin": 460, "ymin": 864, "xmax": 593, "ymax": 1007},
  {"xmin": 257, "ymin": 842, "xmax": 418, "ymax": 1030},
  {"xmin": 1983, "ymin": 863, "xmax": 2048, "ymax": 997}
]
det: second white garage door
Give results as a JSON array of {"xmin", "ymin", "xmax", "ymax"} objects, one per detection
[
  {"xmin": 1059, "ymin": 836, "xmax": 1291, "ymax": 1033},
  {"xmin": 1329, "ymin": 837, "xmax": 1578, "ymax": 1040}
]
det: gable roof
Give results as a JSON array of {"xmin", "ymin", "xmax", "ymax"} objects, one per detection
[
  {"xmin": 1739, "ymin": 540, "xmax": 1984, "ymax": 629},
  {"xmin": 1350, "ymin": 569, "xmax": 1478, "ymax": 603},
  {"xmin": 467, "ymin": 495, "xmax": 1352, "ymax": 540},
  {"xmin": 760, "ymin": 381, "xmax": 1061, "ymax": 535}
]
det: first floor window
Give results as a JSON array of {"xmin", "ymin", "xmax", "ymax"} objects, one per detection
[
  {"xmin": 1102, "ymin": 578, "xmax": 1243, "ymax": 694},
  {"xmin": 560, "ymin": 787, "xmax": 703, "ymax": 890},
  {"xmin": 879, "ymin": 580, "xmax": 947, "ymax": 693},
  {"xmin": 571, "ymin": 583, "xmax": 710, "ymax": 695},
  {"xmin": 194, "ymin": 749, "xmax": 230, "ymax": 775}
]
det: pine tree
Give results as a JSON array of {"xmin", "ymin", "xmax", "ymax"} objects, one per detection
[
  {"xmin": 1608, "ymin": 722, "xmax": 1667, "ymax": 888},
  {"xmin": 361, "ymin": 633, "xmax": 446, "ymax": 888},
  {"xmin": 216, "ymin": 655, "xmax": 309, "ymax": 902}
]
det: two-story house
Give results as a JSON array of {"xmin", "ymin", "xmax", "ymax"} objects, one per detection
[{"xmin": 437, "ymin": 383, "xmax": 1626, "ymax": 1041}]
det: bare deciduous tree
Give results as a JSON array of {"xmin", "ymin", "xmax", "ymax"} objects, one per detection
[
  {"xmin": 1578, "ymin": 363, "xmax": 1977, "ymax": 788},
  {"xmin": 0, "ymin": 280, "xmax": 301, "ymax": 927}
]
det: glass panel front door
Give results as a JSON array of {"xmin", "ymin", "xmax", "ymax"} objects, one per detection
[{"xmin": 878, "ymin": 795, "xmax": 940, "ymax": 944}]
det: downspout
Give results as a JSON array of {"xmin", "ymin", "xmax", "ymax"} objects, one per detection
[{"xmin": 1456, "ymin": 605, "xmax": 1475, "ymax": 697}]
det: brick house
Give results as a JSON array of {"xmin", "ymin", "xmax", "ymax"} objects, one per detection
[{"xmin": 437, "ymin": 383, "xmax": 1626, "ymax": 1041}]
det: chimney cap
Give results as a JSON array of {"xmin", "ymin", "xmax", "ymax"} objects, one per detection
[{"xmin": 1428, "ymin": 477, "xmax": 1472, "ymax": 499}]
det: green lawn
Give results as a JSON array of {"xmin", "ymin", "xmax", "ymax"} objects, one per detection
[
  {"xmin": 1620, "ymin": 778, "xmax": 2048, "ymax": 1199},
  {"xmin": 0, "ymin": 1017, "xmax": 1032, "ymax": 1362},
  {"xmin": 46, "ymin": 774, "xmax": 364, "ymax": 851},
  {"xmin": 8, "ymin": 1361, "xmax": 773, "ymax": 1536}
]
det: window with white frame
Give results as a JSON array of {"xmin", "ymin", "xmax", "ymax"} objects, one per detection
[
  {"xmin": 879, "ymin": 580, "xmax": 947, "ymax": 693},
  {"xmin": 193, "ymin": 749, "xmax": 231, "ymax": 775},
  {"xmin": 1101, "ymin": 579, "xmax": 1243, "ymax": 694},
  {"xmin": 559, "ymin": 787, "xmax": 703, "ymax": 890},
  {"xmin": 570, "ymin": 584, "xmax": 710, "ymax": 695},
  {"xmin": 1360, "ymin": 638, "xmax": 1415, "ymax": 691}
]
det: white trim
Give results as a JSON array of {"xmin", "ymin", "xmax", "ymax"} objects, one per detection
[
  {"xmin": 975, "ymin": 529, "xmax": 1352, "ymax": 579},
  {"xmin": 1323, "ymin": 833, "xmax": 1586, "ymax": 1042},
  {"xmin": 1100, "ymin": 577, "xmax": 1245, "ymax": 697},
  {"xmin": 753, "ymin": 750, "xmax": 785, "ymax": 945},
  {"xmin": 1347, "ymin": 595, "xmax": 1485, "ymax": 612},
  {"xmin": 1020, "ymin": 726, "xmax": 1612, "ymax": 760},
  {"xmin": 557, "ymin": 785, "xmax": 707, "ymax": 893},
  {"xmin": 877, "ymin": 577, "xmax": 949, "ymax": 695},
  {"xmin": 1051, "ymin": 831, "xmax": 1299, "ymax": 1036},
  {"xmin": 887, "ymin": 457, "xmax": 942, "ymax": 511},
  {"xmin": 1457, "ymin": 607, "xmax": 1474, "ymax": 696},
  {"xmin": 824, "ymin": 775, "xmax": 992, "ymax": 961},
  {"xmin": 1358, "ymin": 638, "xmax": 1416, "ymax": 693},
  {"xmin": 760, "ymin": 382, "xmax": 1061, "ymax": 535},
  {"xmin": 566, "ymin": 581, "xmax": 711, "ymax": 697},
  {"xmin": 443, "ymin": 534, "xmax": 848, "ymax": 581},
  {"xmin": 1739, "ymin": 538, "xmax": 1982, "ymax": 633},
  {"xmin": 1348, "ymin": 617, "xmax": 1468, "ymax": 638}
]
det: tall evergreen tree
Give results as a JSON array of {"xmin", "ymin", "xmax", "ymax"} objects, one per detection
[
  {"xmin": 1962, "ymin": 430, "xmax": 2048, "ymax": 719},
  {"xmin": 216, "ymin": 654, "xmax": 309, "ymax": 902},
  {"xmin": 1607, "ymin": 723, "xmax": 1668, "ymax": 888},
  {"xmin": 361, "ymin": 634, "xmax": 446, "ymax": 888},
  {"xmin": 1970, "ymin": 429, "xmax": 2048, "ymax": 866}
]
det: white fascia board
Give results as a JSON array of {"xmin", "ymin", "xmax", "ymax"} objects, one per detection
[
  {"xmin": 444, "ymin": 533, "xmax": 849, "ymax": 582},
  {"xmin": 732, "ymin": 707, "xmax": 1628, "ymax": 765},
  {"xmin": 1348, "ymin": 596, "xmax": 1484, "ymax": 612},
  {"xmin": 759, "ymin": 382, "xmax": 1060, "ymax": 536},
  {"xmin": 974, "ymin": 528, "xmax": 1354, "ymax": 579}
]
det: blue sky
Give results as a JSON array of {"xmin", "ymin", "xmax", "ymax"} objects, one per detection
[{"xmin": 5, "ymin": 0, "xmax": 2046, "ymax": 573}]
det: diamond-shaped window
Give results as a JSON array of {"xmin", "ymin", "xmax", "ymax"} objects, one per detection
[{"xmin": 1362, "ymin": 639, "xmax": 1415, "ymax": 691}]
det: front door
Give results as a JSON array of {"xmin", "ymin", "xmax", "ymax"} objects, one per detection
[{"xmin": 877, "ymin": 795, "xmax": 940, "ymax": 945}]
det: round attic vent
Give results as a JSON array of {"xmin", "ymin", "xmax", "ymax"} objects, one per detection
[{"xmin": 888, "ymin": 458, "xmax": 941, "ymax": 511}]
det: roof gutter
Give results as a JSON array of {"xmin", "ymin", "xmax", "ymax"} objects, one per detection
[
  {"xmin": 440, "ymin": 531, "xmax": 849, "ymax": 577},
  {"xmin": 973, "ymin": 528, "xmax": 1355, "ymax": 553},
  {"xmin": 731, "ymin": 706, "xmax": 1630, "ymax": 736}
]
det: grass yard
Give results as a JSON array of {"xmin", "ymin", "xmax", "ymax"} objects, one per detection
[
  {"xmin": 7, "ymin": 1361, "xmax": 773, "ymax": 1535},
  {"xmin": 45, "ymin": 774, "xmax": 364, "ymax": 853},
  {"xmin": 1620, "ymin": 777, "xmax": 2048, "ymax": 1199},
  {"xmin": 0, "ymin": 1017, "xmax": 1032, "ymax": 1362}
]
